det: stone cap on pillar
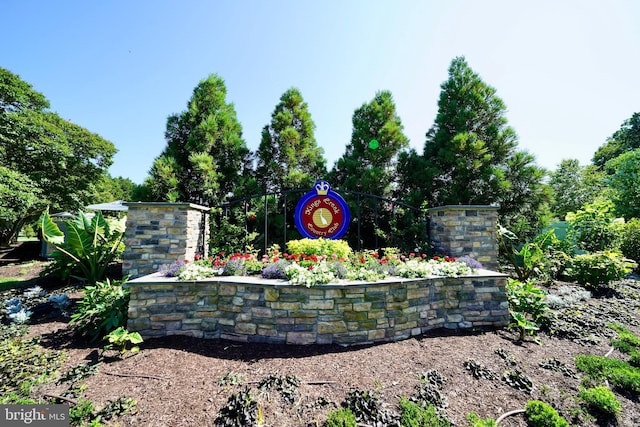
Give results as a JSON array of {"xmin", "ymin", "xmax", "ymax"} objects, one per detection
[{"xmin": 123, "ymin": 202, "xmax": 211, "ymax": 212}]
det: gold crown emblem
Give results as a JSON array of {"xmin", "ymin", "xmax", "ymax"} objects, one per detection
[{"xmin": 314, "ymin": 181, "xmax": 330, "ymax": 195}]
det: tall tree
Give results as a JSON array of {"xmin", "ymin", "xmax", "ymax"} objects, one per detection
[
  {"xmin": 605, "ymin": 149, "xmax": 640, "ymax": 219},
  {"xmin": 329, "ymin": 90, "xmax": 409, "ymax": 197},
  {"xmin": 146, "ymin": 74, "xmax": 252, "ymax": 205},
  {"xmin": 549, "ymin": 159, "xmax": 608, "ymax": 220},
  {"xmin": 593, "ymin": 112, "xmax": 640, "ymax": 169},
  {"xmin": 418, "ymin": 57, "xmax": 549, "ymax": 237},
  {"xmin": 256, "ymin": 88, "xmax": 326, "ymax": 192},
  {"xmin": 423, "ymin": 56, "xmax": 517, "ymax": 206},
  {"xmin": 0, "ymin": 68, "xmax": 116, "ymax": 246}
]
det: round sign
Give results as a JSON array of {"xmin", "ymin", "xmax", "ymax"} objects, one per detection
[{"xmin": 294, "ymin": 181, "xmax": 350, "ymax": 239}]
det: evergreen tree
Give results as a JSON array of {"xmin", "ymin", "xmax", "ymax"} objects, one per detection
[
  {"xmin": 593, "ymin": 112, "xmax": 640, "ymax": 169},
  {"xmin": 329, "ymin": 90, "xmax": 409, "ymax": 197},
  {"xmin": 419, "ymin": 57, "xmax": 549, "ymax": 237},
  {"xmin": 423, "ymin": 56, "xmax": 517, "ymax": 206},
  {"xmin": 256, "ymin": 88, "xmax": 326, "ymax": 192},
  {"xmin": 146, "ymin": 74, "xmax": 252, "ymax": 205},
  {"xmin": 549, "ymin": 159, "xmax": 607, "ymax": 220}
]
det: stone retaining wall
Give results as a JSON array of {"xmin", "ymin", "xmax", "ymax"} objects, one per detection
[{"xmin": 127, "ymin": 272, "xmax": 508, "ymax": 345}]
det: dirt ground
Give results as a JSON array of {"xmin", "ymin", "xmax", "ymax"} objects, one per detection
[{"xmin": 1, "ymin": 243, "xmax": 639, "ymax": 426}]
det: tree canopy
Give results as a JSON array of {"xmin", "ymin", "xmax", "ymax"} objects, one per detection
[
  {"xmin": 592, "ymin": 112, "xmax": 640, "ymax": 169},
  {"xmin": 549, "ymin": 159, "xmax": 607, "ymax": 220},
  {"xmin": 146, "ymin": 74, "xmax": 252, "ymax": 205},
  {"xmin": 256, "ymin": 88, "xmax": 326, "ymax": 192},
  {"xmin": 329, "ymin": 90, "xmax": 409, "ymax": 197},
  {"xmin": 396, "ymin": 57, "xmax": 549, "ymax": 237},
  {"xmin": 0, "ymin": 68, "xmax": 116, "ymax": 246}
]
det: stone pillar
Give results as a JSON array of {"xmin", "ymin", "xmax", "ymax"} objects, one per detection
[
  {"xmin": 428, "ymin": 205, "xmax": 499, "ymax": 271},
  {"xmin": 122, "ymin": 202, "xmax": 210, "ymax": 278}
]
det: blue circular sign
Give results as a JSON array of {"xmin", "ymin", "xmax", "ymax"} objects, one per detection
[{"xmin": 294, "ymin": 181, "xmax": 350, "ymax": 239}]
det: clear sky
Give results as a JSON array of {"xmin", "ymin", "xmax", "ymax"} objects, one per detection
[{"xmin": 3, "ymin": 0, "xmax": 639, "ymax": 184}]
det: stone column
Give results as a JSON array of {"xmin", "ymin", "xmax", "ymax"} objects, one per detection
[
  {"xmin": 122, "ymin": 202, "xmax": 210, "ymax": 278},
  {"xmin": 428, "ymin": 205, "xmax": 499, "ymax": 271}
]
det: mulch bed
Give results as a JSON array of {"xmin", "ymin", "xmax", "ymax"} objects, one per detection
[{"xmin": 1, "ymin": 248, "xmax": 639, "ymax": 426}]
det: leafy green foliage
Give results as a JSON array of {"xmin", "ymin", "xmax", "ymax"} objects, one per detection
[
  {"xmin": 69, "ymin": 398, "xmax": 96, "ymax": 426},
  {"xmin": 567, "ymin": 251, "xmax": 635, "ymax": 290},
  {"xmin": 415, "ymin": 56, "xmax": 549, "ymax": 239},
  {"xmin": 506, "ymin": 279, "xmax": 548, "ymax": 342},
  {"xmin": 579, "ymin": 386, "xmax": 621, "ymax": 417},
  {"xmin": 0, "ymin": 68, "xmax": 116, "ymax": 246},
  {"xmin": 463, "ymin": 360, "xmax": 499, "ymax": 381},
  {"xmin": 256, "ymin": 88, "xmax": 326, "ymax": 192},
  {"xmin": 610, "ymin": 324, "xmax": 640, "ymax": 367},
  {"xmin": 325, "ymin": 407, "xmax": 357, "ymax": 427},
  {"xmin": 548, "ymin": 159, "xmax": 608, "ymax": 220},
  {"xmin": 70, "ymin": 278, "xmax": 130, "ymax": 342},
  {"xmin": 57, "ymin": 363, "xmax": 100, "ymax": 385},
  {"xmin": 342, "ymin": 389, "xmax": 399, "ymax": 426},
  {"xmin": 410, "ymin": 370, "xmax": 448, "ymax": 410},
  {"xmin": 286, "ymin": 238, "xmax": 352, "ymax": 259},
  {"xmin": 398, "ymin": 397, "xmax": 450, "ymax": 427},
  {"xmin": 593, "ymin": 112, "xmax": 640, "ymax": 169},
  {"xmin": 566, "ymin": 200, "xmax": 622, "ymax": 253},
  {"xmin": 524, "ymin": 400, "xmax": 569, "ymax": 427},
  {"xmin": 40, "ymin": 210, "xmax": 126, "ymax": 284},
  {"xmin": 0, "ymin": 331, "xmax": 65, "ymax": 396},
  {"xmin": 498, "ymin": 226, "xmax": 560, "ymax": 281},
  {"xmin": 257, "ymin": 373, "xmax": 301, "ymax": 404},
  {"xmin": 620, "ymin": 218, "xmax": 640, "ymax": 268},
  {"xmin": 210, "ymin": 207, "xmax": 259, "ymax": 256},
  {"xmin": 502, "ymin": 370, "xmax": 534, "ymax": 394},
  {"xmin": 103, "ymin": 327, "xmax": 143, "ymax": 355},
  {"xmin": 605, "ymin": 149, "xmax": 640, "ymax": 219},
  {"xmin": 330, "ymin": 90, "xmax": 409, "ymax": 198},
  {"xmin": 96, "ymin": 396, "xmax": 137, "ymax": 421},
  {"xmin": 146, "ymin": 74, "xmax": 253, "ymax": 205},
  {"xmin": 466, "ymin": 412, "xmax": 497, "ymax": 427},
  {"xmin": 575, "ymin": 354, "xmax": 640, "ymax": 393},
  {"xmin": 215, "ymin": 388, "xmax": 259, "ymax": 427}
]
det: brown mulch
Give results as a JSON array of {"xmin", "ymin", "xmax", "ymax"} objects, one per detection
[{"xmin": 1, "ymin": 247, "xmax": 639, "ymax": 427}]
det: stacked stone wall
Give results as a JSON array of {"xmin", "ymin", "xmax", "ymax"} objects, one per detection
[
  {"xmin": 428, "ymin": 205, "xmax": 499, "ymax": 271},
  {"xmin": 122, "ymin": 203, "xmax": 209, "ymax": 278},
  {"xmin": 127, "ymin": 273, "xmax": 508, "ymax": 345}
]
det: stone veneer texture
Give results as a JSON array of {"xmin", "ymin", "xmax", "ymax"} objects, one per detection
[
  {"xmin": 122, "ymin": 202, "xmax": 209, "ymax": 278},
  {"xmin": 428, "ymin": 205, "xmax": 499, "ymax": 271},
  {"xmin": 127, "ymin": 272, "xmax": 508, "ymax": 346}
]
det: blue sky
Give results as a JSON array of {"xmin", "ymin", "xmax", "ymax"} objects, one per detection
[{"xmin": 3, "ymin": 1, "xmax": 639, "ymax": 184}]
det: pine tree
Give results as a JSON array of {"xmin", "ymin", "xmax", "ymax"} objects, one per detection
[
  {"xmin": 256, "ymin": 88, "xmax": 326, "ymax": 192},
  {"xmin": 330, "ymin": 90, "xmax": 408, "ymax": 197},
  {"xmin": 146, "ymin": 74, "xmax": 252, "ymax": 205}
]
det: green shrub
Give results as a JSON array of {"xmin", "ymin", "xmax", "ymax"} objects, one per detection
[
  {"xmin": 575, "ymin": 354, "xmax": 640, "ymax": 393},
  {"xmin": 325, "ymin": 407, "xmax": 357, "ymax": 427},
  {"xmin": 524, "ymin": 400, "xmax": 569, "ymax": 427},
  {"xmin": 70, "ymin": 278, "xmax": 130, "ymax": 342},
  {"xmin": 399, "ymin": 397, "xmax": 450, "ymax": 427},
  {"xmin": 580, "ymin": 386, "xmax": 621, "ymax": 417},
  {"xmin": 286, "ymin": 238, "xmax": 352, "ymax": 259},
  {"xmin": 342, "ymin": 389, "xmax": 398, "ymax": 426},
  {"xmin": 466, "ymin": 412, "xmax": 497, "ymax": 427},
  {"xmin": 39, "ymin": 210, "xmax": 126, "ymax": 284},
  {"xmin": 620, "ymin": 218, "xmax": 640, "ymax": 268},
  {"xmin": 566, "ymin": 200, "xmax": 622, "ymax": 252},
  {"xmin": 567, "ymin": 251, "xmax": 635, "ymax": 290},
  {"xmin": 506, "ymin": 279, "xmax": 548, "ymax": 342}
]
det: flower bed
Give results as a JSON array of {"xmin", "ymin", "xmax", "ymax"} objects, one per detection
[{"xmin": 127, "ymin": 250, "xmax": 508, "ymax": 345}]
